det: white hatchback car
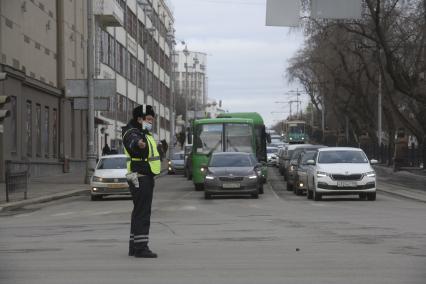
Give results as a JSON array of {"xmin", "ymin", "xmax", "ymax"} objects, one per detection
[
  {"xmin": 90, "ymin": 154, "xmax": 129, "ymax": 201},
  {"xmin": 306, "ymin": 147, "xmax": 377, "ymax": 201}
]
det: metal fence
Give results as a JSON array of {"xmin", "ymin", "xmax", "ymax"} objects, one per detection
[
  {"xmin": 360, "ymin": 143, "xmax": 423, "ymax": 168},
  {"xmin": 5, "ymin": 160, "xmax": 29, "ymax": 202}
]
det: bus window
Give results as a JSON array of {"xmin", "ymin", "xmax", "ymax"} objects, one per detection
[
  {"xmin": 224, "ymin": 123, "xmax": 253, "ymax": 153},
  {"xmin": 195, "ymin": 124, "xmax": 223, "ymax": 154}
]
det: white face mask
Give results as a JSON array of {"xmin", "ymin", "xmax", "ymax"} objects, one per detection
[{"xmin": 143, "ymin": 121, "xmax": 153, "ymax": 131}]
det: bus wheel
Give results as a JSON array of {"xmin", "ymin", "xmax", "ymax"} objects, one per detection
[
  {"xmin": 258, "ymin": 184, "xmax": 264, "ymax": 194},
  {"xmin": 195, "ymin": 184, "xmax": 204, "ymax": 191}
]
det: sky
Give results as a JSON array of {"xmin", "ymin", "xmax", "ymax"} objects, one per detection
[{"xmin": 171, "ymin": 0, "xmax": 307, "ymax": 128}]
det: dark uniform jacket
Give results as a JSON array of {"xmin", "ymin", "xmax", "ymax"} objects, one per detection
[{"xmin": 122, "ymin": 119, "xmax": 154, "ymax": 176}]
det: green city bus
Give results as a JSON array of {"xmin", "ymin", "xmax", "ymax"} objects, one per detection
[
  {"xmin": 191, "ymin": 118, "xmax": 257, "ymax": 191},
  {"xmin": 217, "ymin": 112, "xmax": 269, "ymax": 182}
]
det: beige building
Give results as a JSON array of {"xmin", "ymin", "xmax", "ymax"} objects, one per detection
[
  {"xmin": 0, "ymin": 0, "xmax": 88, "ymax": 181},
  {"xmin": 0, "ymin": 0, "xmax": 176, "ymax": 181},
  {"xmin": 94, "ymin": 0, "xmax": 175, "ymax": 155}
]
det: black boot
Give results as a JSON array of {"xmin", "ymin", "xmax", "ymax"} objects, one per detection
[
  {"xmin": 128, "ymin": 240, "xmax": 135, "ymax": 256},
  {"xmin": 134, "ymin": 247, "xmax": 158, "ymax": 258}
]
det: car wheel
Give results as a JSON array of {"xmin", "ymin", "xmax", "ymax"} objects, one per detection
[
  {"xmin": 286, "ymin": 182, "xmax": 293, "ymax": 191},
  {"xmin": 251, "ymin": 192, "xmax": 259, "ymax": 199},
  {"xmin": 195, "ymin": 184, "xmax": 204, "ymax": 191},
  {"xmin": 183, "ymin": 170, "xmax": 187, "ymax": 177},
  {"xmin": 313, "ymin": 188, "xmax": 321, "ymax": 201},
  {"xmin": 91, "ymin": 195, "xmax": 102, "ymax": 201},
  {"xmin": 307, "ymin": 189, "xmax": 313, "ymax": 199},
  {"xmin": 204, "ymin": 192, "xmax": 212, "ymax": 200},
  {"xmin": 258, "ymin": 184, "xmax": 264, "ymax": 194},
  {"xmin": 367, "ymin": 192, "xmax": 376, "ymax": 201}
]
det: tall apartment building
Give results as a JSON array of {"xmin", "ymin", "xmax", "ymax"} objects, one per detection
[
  {"xmin": 174, "ymin": 50, "xmax": 208, "ymax": 120},
  {"xmin": 0, "ymin": 0, "xmax": 88, "ymax": 181},
  {"xmin": 0, "ymin": 0, "xmax": 175, "ymax": 181},
  {"xmin": 95, "ymin": 0, "xmax": 174, "ymax": 155}
]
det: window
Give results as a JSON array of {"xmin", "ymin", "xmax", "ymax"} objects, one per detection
[
  {"xmin": 108, "ymin": 34, "xmax": 115, "ymax": 68},
  {"xmin": 116, "ymin": 43, "xmax": 124, "ymax": 74},
  {"xmin": 195, "ymin": 124, "xmax": 223, "ymax": 154},
  {"xmin": 130, "ymin": 55, "xmax": 137, "ymax": 84},
  {"xmin": 224, "ymin": 123, "xmax": 253, "ymax": 153},
  {"xmin": 10, "ymin": 96, "xmax": 17, "ymax": 153},
  {"xmin": 53, "ymin": 108, "xmax": 58, "ymax": 157},
  {"xmin": 138, "ymin": 61, "xmax": 144, "ymax": 89},
  {"xmin": 36, "ymin": 104, "xmax": 42, "ymax": 157},
  {"xmin": 26, "ymin": 101, "xmax": 32, "ymax": 157},
  {"xmin": 44, "ymin": 107, "xmax": 50, "ymax": 158}
]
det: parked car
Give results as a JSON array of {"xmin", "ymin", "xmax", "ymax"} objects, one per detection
[
  {"xmin": 277, "ymin": 147, "xmax": 286, "ymax": 175},
  {"xmin": 202, "ymin": 152, "xmax": 263, "ymax": 199},
  {"xmin": 90, "ymin": 155, "xmax": 129, "ymax": 201},
  {"xmin": 285, "ymin": 144, "xmax": 326, "ymax": 190},
  {"xmin": 267, "ymin": 146, "xmax": 279, "ymax": 166},
  {"xmin": 168, "ymin": 151, "xmax": 185, "ymax": 174},
  {"xmin": 306, "ymin": 147, "xmax": 378, "ymax": 201},
  {"xmin": 294, "ymin": 150, "xmax": 318, "ymax": 195},
  {"xmin": 280, "ymin": 144, "xmax": 311, "ymax": 180}
]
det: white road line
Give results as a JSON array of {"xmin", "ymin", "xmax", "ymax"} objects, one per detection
[
  {"xmin": 268, "ymin": 185, "xmax": 281, "ymax": 200},
  {"xmin": 51, "ymin": 212, "xmax": 75, "ymax": 217}
]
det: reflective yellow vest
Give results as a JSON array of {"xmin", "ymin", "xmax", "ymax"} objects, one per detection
[{"xmin": 124, "ymin": 129, "xmax": 161, "ymax": 175}]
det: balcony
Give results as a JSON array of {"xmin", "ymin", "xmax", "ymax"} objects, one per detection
[{"xmin": 95, "ymin": 0, "xmax": 124, "ymax": 27}]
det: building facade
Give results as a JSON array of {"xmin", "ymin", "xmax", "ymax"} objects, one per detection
[
  {"xmin": 95, "ymin": 0, "xmax": 175, "ymax": 155},
  {"xmin": 0, "ymin": 0, "xmax": 88, "ymax": 181},
  {"xmin": 173, "ymin": 50, "xmax": 208, "ymax": 120},
  {"xmin": 0, "ymin": 0, "xmax": 175, "ymax": 181}
]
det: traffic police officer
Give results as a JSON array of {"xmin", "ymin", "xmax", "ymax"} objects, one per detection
[{"xmin": 122, "ymin": 105, "xmax": 161, "ymax": 258}]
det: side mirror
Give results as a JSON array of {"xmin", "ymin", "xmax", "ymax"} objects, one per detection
[
  {"xmin": 370, "ymin": 159, "xmax": 378, "ymax": 164},
  {"xmin": 306, "ymin": 160, "xmax": 315, "ymax": 165}
]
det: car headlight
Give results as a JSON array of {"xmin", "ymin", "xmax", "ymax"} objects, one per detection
[
  {"xmin": 316, "ymin": 171, "xmax": 329, "ymax": 178},
  {"xmin": 205, "ymin": 175, "xmax": 215, "ymax": 180},
  {"xmin": 289, "ymin": 137, "xmax": 293, "ymax": 140},
  {"xmin": 364, "ymin": 171, "xmax": 376, "ymax": 177},
  {"xmin": 248, "ymin": 175, "xmax": 257, "ymax": 179},
  {"xmin": 92, "ymin": 176, "xmax": 103, "ymax": 182},
  {"xmin": 168, "ymin": 161, "xmax": 172, "ymax": 165},
  {"xmin": 256, "ymin": 170, "xmax": 262, "ymax": 175}
]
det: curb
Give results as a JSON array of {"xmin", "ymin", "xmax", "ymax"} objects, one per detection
[
  {"xmin": 377, "ymin": 184, "xmax": 426, "ymax": 203},
  {"xmin": 0, "ymin": 170, "xmax": 169, "ymax": 212},
  {"xmin": 0, "ymin": 189, "xmax": 88, "ymax": 212}
]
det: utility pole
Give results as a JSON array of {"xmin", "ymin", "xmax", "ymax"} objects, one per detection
[
  {"xmin": 86, "ymin": 0, "xmax": 96, "ymax": 184},
  {"xmin": 183, "ymin": 46, "xmax": 189, "ymax": 126},
  {"xmin": 193, "ymin": 56, "xmax": 199, "ymax": 119}
]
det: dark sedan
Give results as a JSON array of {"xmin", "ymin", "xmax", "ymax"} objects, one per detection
[{"xmin": 203, "ymin": 152, "xmax": 262, "ymax": 199}]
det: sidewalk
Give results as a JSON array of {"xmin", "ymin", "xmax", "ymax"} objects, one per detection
[
  {"xmin": 373, "ymin": 165, "xmax": 426, "ymax": 202},
  {"xmin": 0, "ymin": 160, "xmax": 169, "ymax": 212}
]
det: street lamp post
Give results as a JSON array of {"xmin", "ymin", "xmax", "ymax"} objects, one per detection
[
  {"xmin": 193, "ymin": 56, "xmax": 199, "ymax": 119},
  {"xmin": 183, "ymin": 46, "xmax": 190, "ymax": 125}
]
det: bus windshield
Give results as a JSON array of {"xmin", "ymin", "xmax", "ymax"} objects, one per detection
[
  {"xmin": 289, "ymin": 124, "xmax": 305, "ymax": 133},
  {"xmin": 195, "ymin": 124, "xmax": 223, "ymax": 155},
  {"xmin": 194, "ymin": 123, "xmax": 254, "ymax": 155},
  {"xmin": 225, "ymin": 123, "xmax": 253, "ymax": 153}
]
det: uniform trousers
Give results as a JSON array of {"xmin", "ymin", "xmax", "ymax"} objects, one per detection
[{"xmin": 129, "ymin": 175, "xmax": 154, "ymax": 251}]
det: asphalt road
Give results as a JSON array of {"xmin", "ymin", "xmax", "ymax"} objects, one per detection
[{"xmin": 1, "ymin": 168, "xmax": 425, "ymax": 284}]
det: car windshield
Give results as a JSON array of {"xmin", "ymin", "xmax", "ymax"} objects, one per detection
[
  {"xmin": 172, "ymin": 153, "xmax": 184, "ymax": 160},
  {"xmin": 209, "ymin": 154, "xmax": 253, "ymax": 167},
  {"xmin": 301, "ymin": 152, "xmax": 316, "ymax": 164},
  {"xmin": 318, "ymin": 151, "xmax": 368, "ymax": 164},
  {"xmin": 267, "ymin": 148, "xmax": 278, "ymax": 154},
  {"xmin": 97, "ymin": 157, "xmax": 127, "ymax": 169}
]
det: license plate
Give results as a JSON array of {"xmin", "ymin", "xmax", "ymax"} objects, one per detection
[
  {"xmin": 222, "ymin": 183, "xmax": 241, "ymax": 189},
  {"xmin": 337, "ymin": 181, "xmax": 357, "ymax": 188},
  {"xmin": 108, "ymin": 184, "xmax": 128, "ymax": 189}
]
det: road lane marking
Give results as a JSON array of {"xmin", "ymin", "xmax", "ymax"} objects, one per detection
[{"xmin": 51, "ymin": 212, "xmax": 75, "ymax": 217}]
